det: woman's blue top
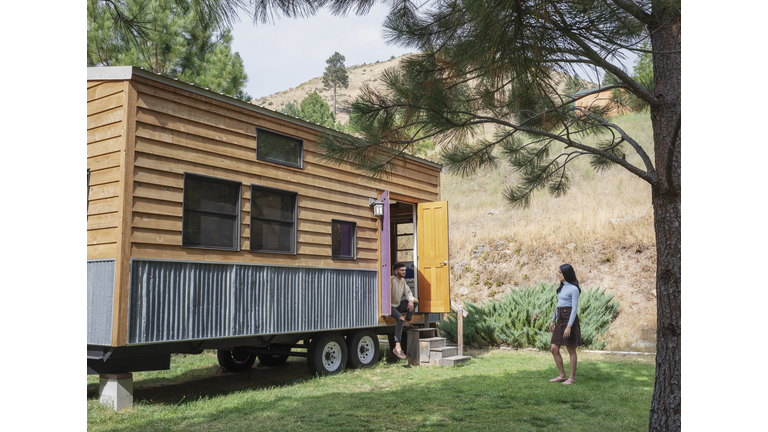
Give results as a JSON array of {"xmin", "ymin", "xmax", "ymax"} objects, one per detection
[{"xmin": 551, "ymin": 281, "xmax": 580, "ymax": 326}]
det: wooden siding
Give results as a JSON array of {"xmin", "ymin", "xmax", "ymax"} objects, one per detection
[
  {"xmin": 575, "ymin": 89, "xmax": 630, "ymax": 117},
  {"xmin": 124, "ymin": 74, "xmax": 441, "ymax": 269},
  {"xmin": 87, "ymin": 81, "xmax": 125, "ymax": 260}
]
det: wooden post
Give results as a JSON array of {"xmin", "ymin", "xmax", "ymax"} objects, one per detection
[{"xmin": 458, "ymin": 311, "xmax": 463, "ymax": 357}]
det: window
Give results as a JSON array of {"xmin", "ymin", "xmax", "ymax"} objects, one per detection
[
  {"xmin": 256, "ymin": 128, "xmax": 303, "ymax": 168},
  {"xmin": 332, "ymin": 220, "xmax": 357, "ymax": 260},
  {"xmin": 182, "ymin": 173, "xmax": 241, "ymax": 250},
  {"xmin": 250, "ymin": 185, "xmax": 297, "ymax": 254},
  {"xmin": 395, "ymin": 222, "xmax": 414, "ymax": 262}
]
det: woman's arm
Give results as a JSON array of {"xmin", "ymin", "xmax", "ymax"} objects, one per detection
[{"xmin": 567, "ymin": 287, "xmax": 580, "ymax": 326}]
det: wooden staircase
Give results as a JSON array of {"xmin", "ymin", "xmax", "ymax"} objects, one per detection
[{"xmin": 405, "ymin": 327, "xmax": 470, "ymax": 366}]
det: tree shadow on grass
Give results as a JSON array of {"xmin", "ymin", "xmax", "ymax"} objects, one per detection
[
  {"xmin": 87, "ymin": 358, "xmax": 313, "ymax": 404},
  {"xmin": 88, "ymin": 354, "xmax": 654, "ymax": 432}
]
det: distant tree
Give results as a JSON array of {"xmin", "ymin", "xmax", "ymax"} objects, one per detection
[
  {"xmin": 87, "ymin": 0, "xmax": 251, "ymax": 102},
  {"xmin": 605, "ymin": 45, "xmax": 653, "ymax": 113},
  {"xmin": 282, "ymin": 101, "xmax": 302, "ymax": 118},
  {"xmin": 282, "ymin": 92, "xmax": 347, "ymax": 131},
  {"xmin": 630, "ymin": 41, "xmax": 654, "ymax": 111},
  {"xmin": 563, "ymin": 73, "xmax": 587, "ymax": 97},
  {"xmin": 322, "ymin": 52, "xmax": 350, "ymax": 115}
]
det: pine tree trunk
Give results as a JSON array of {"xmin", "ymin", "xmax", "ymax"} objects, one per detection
[
  {"xmin": 333, "ymin": 83, "xmax": 337, "ymax": 115},
  {"xmin": 648, "ymin": 4, "xmax": 681, "ymax": 432}
]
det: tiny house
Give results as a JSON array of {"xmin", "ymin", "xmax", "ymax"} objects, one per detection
[{"xmin": 87, "ymin": 66, "xmax": 450, "ymax": 377}]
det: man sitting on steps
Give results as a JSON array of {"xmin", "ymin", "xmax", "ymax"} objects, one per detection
[{"xmin": 391, "ymin": 262, "xmax": 419, "ymax": 359}]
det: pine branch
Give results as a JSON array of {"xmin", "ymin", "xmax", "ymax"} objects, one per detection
[
  {"xmin": 610, "ymin": 0, "xmax": 654, "ymax": 25},
  {"xmin": 546, "ymin": 5, "xmax": 658, "ymax": 106}
]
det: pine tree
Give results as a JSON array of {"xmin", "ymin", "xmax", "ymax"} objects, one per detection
[
  {"xmin": 293, "ymin": 2, "xmax": 679, "ymax": 429},
  {"xmin": 282, "ymin": 92, "xmax": 337, "ymax": 129},
  {"xmin": 87, "ymin": 0, "xmax": 251, "ymax": 102},
  {"xmin": 322, "ymin": 52, "xmax": 349, "ymax": 115},
  {"xmin": 89, "ymin": 0, "xmax": 255, "ymax": 43}
]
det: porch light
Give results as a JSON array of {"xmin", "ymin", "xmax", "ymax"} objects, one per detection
[{"xmin": 369, "ymin": 198, "xmax": 384, "ymax": 217}]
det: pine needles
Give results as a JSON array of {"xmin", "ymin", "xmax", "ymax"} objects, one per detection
[{"xmin": 437, "ymin": 282, "xmax": 619, "ymax": 350}]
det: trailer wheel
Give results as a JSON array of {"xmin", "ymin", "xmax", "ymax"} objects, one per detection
[
  {"xmin": 217, "ymin": 347, "xmax": 256, "ymax": 372},
  {"xmin": 257, "ymin": 350, "xmax": 290, "ymax": 367},
  {"xmin": 347, "ymin": 329, "xmax": 380, "ymax": 369},
  {"xmin": 307, "ymin": 332, "xmax": 347, "ymax": 376}
]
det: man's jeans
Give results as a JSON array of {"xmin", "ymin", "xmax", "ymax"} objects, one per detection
[{"xmin": 391, "ymin": 299, "xmax": 414, "ymax": 342}]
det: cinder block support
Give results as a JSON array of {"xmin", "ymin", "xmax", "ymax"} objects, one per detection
[{"xmin": 99, "ymin": 373, "xmax": 133, "ymax": 410}]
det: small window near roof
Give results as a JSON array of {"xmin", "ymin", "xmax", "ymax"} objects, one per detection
[
  {"xmin": 182, "ymin": 173, "xmax": 241, "ymax": 251},
  {"xmin": 250, "ymin": 185, "xmax": 297, "ymax": 254},
  {"xmin": 332, "ymin": 220, "xmax": 356, "ymax": 260},
  {"xmin": 257, "ymin": 128, "xmax": 303, "ymax": 168}
]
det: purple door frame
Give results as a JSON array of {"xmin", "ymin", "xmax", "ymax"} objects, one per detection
[{"xmin": 380, "ymin": 191, "xmax": 391, "ymax": 314}]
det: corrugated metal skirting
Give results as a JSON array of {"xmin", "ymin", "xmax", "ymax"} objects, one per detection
[
  {"xmin": 128, "ymin": 261, "xmax": 379, "ymax": 344},
  {"xmin": 87, "ymin": 259, "xmax": 116, "ymax": 346}
]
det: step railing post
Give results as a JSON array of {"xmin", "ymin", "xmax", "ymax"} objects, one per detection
[
  {"xmin": 457, "ymin": 311, "xmax": 463, "ymax": 356},
  {"xmin": 450, "ymin": 300, "xmax": 469, "ymax": 357}
]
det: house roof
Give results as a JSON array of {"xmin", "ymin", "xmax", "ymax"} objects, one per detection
[
  {"xmin": 87, "ymin": 66, "xmax": 443, "ymax": 170},
  {"xmin": 574, "ymin": 86, "xmax": 613, "ymax": 97}
]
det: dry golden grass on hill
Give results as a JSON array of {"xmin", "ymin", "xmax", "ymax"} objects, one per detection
[
  {"xmin": 252, "ymin": 55, "xmax": 409, "ymax": 123},
  {"xmin": 441, "ymin": 113, "xmax": 657, "ymax": 352}
]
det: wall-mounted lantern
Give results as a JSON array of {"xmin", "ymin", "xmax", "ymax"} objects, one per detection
[{"xmin": 369, "ymin": 198, "xmax": 384, "ymax": 217}]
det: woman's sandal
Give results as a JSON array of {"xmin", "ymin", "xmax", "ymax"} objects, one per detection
[
  {"xmin": 562, "ymin": 379, "xmax": 576, "ymax": 385},
  {"xmin": 549, "ymin": 376, "xmax": 567, "ymax": 382}
]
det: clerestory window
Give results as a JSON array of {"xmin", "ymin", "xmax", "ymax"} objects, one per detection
[{"xmin": 256, "ymin": 128, "xmax": 303, "ymax": 169}]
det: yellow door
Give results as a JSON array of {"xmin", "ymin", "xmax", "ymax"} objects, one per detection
[{"xmin": 416, "ymin": 201, "xmax": 450, "ymax": 313}]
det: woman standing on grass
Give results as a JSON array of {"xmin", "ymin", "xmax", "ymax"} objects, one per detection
[{"xmin": 549, "ymin": 264, "xmax": 582, "ymax": 386}]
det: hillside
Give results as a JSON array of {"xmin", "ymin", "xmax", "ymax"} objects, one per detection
[
  {"xmin": 251, "ymin": 54, "xmax": 410, "ymax": 124},
  {"xmin": 251, "ymin": 55, "xmax": 591, "ymax": 125},
  {"xmin": 251, "ymin": 59, "xmax": 656, "ymax": 353}
]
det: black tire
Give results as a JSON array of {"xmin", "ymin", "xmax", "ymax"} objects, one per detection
[
  {"xmin": 307, "ymin": 332, "xmax": 348, "ymax": 376},
  {"xmin": 257, "ymin": 347, "xmax": 290, "ymax": 367},
  {"xmin": 217, "ymin": 347, "xmax": 256, "ymax": 372},
  {"xmin": 347, "ymin": 329, "xmax": 380, "ymax": 369}
]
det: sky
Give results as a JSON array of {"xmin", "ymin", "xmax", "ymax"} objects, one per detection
[
  {"xmin": 230, "ymin": 5, "xmax": 639, "ymax": 99},
  {"xmin": 230, "ymin": 4, "xmax": 416, "ymax": 99}
]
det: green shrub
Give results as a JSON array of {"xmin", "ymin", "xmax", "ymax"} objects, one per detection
[{"xmin": 437, "ymin": 282, "xmax": 619, "ymax": 350}]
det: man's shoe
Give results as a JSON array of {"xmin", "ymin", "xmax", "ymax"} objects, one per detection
[{"xmin": 393, "ymin": 347, "xmax": 406, "ymax": 359}]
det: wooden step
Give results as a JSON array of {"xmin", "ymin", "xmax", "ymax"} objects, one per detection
[
  {"xmin": 427, "ymin": 346, "xmax": 458, "ymax": 364},
  {"xmin": 405, "ymin": 327, "xmax": 438, "ymax": 339},
  {"xmin": 438, "ymin": 355, "xmax": 471, "ymax": 366},
  {"xmin": 418, "ymin": 337, "xmax": 446, "ymax": 362},
  {"xmin": 415, "ymin": 327, "xmax": 438, "ymax": 338}
]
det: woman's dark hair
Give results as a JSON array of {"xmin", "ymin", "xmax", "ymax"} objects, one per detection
[{"xmin": 557, "ymin": 264, "xmax": 581, "ymax": 294}]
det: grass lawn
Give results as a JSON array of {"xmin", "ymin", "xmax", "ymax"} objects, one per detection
[{"xmin": 87, "ymin": 348, "xmax": 654, "ymax": 431}]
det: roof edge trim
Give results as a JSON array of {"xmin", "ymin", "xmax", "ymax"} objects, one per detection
[{"xmin": 88, "ymin": 66, "xmax": 133, "ymax": 80}]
